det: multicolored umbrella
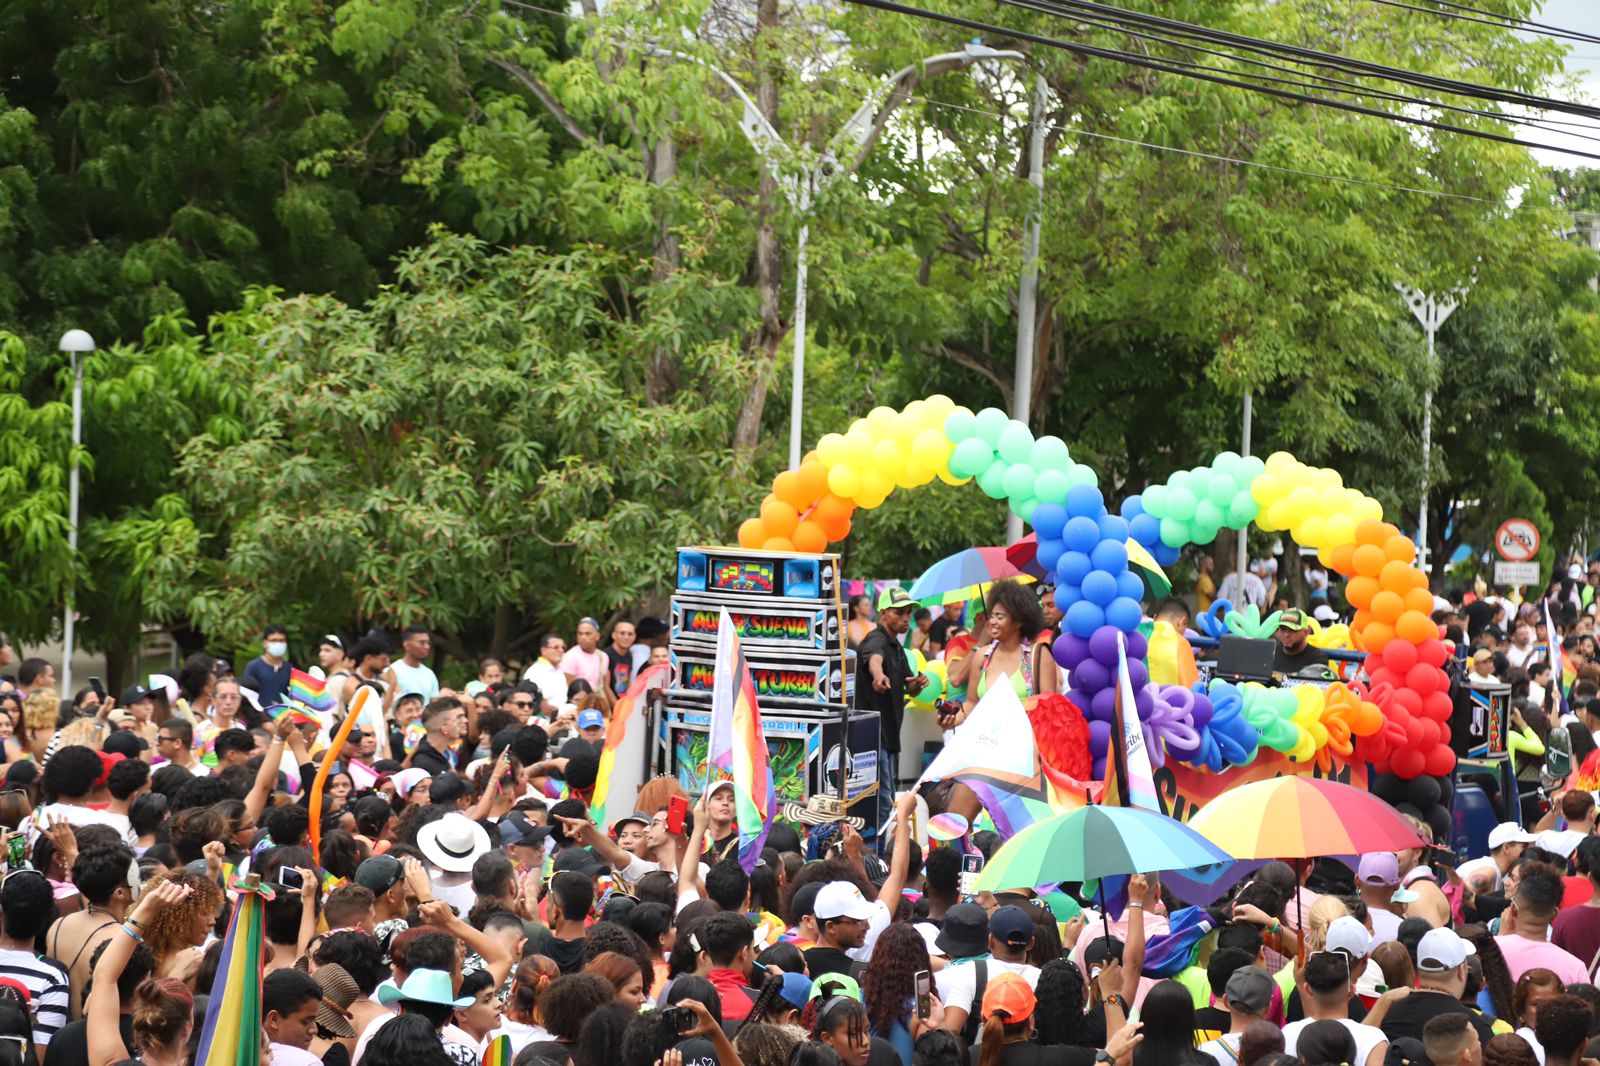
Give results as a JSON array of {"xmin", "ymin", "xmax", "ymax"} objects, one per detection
[
  {"xmin": 972, "ymin": 803, "xmax": 1231, "ymax": 891},
  {"xmin": 1184, "ymin": 775, "xmax": 1424, "ymax": 860},
  {"xmin": 907, "ymin": 547, "xmax": 1033, "ymax": 606}
]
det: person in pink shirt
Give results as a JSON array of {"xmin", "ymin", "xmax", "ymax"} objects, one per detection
[
  {"xmin": 1495, "ymin": 868, "xmax": 1592, "ymax": 985},
  {"xmin": 560, "ymin": 619, "xmax": 611, "ymax": 709}
]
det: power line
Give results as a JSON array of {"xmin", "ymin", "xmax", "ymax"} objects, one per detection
[
  {"xmin": 1353, "ymin": 0, "xmax": 1600, "ymax": 47},
  {"xmin": 842, "ymin": 0, "xmax": 1600, "ymax": 163}
]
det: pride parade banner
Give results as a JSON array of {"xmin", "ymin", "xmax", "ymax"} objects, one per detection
[{"xmin": 671, "ymin": 593, "xmax": 844, "ymax": 653}]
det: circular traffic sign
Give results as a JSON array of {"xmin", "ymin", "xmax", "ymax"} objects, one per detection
[{"xmin": 1495, "ymin": 518, "xmax": 1540, "ymax": 562}]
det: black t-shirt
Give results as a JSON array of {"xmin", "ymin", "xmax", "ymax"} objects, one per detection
[
  {"xmin": 854, "ymin": 625, "xmax": 909, "ymax": 753},
  {"xmin": 677, "ymin": 1037, "xmax": 720, "ymax": 1066},
  {"xmin": 605, "ymin": 646, "xmax": 636, "ymax": 698},
  {"xmin": 323, "ymin": 1043, "xmax": 352, "ymax": 1066},
  {"xmin": 526, "ymin": 931, "xmax": 589, "ymax": 974},
  {"xmin": 867, "ymin": 1036, "xmax": 902, "ymax": 1066},
  {"xmin": 1193, "ymin": 1004, "xmax": 1230, "ymax": 1041},
  {"xmin": 967, "ymin": 1042, "xmax": 1097, "ymax": 1066},
  {"xmin": 1283, "ymin": 988, "xmax": 1368, "ymax": 1023},
  {"xmin": 805, "ymin": 945, "xmax": 858, "ymax": 980},
  {"xmin": 1379, "ymin": 990, "xmax": 1495, "ymax": 1046},
  {"xmin": 1464, "ymin": 600, "xmax": 1496, "ymax": 637},
  {"xmin": 44, "ymin": 1014, "xmax": 135, "ymax": 1066},
  {"xmin": 929, "ymin": 617, "xmax": 961, "ymax": 651},
  {"xmin": 1274, "ymin": 642, "xmax": 1330, "ymax": 674}
]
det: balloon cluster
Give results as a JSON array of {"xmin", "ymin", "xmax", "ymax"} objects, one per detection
[
  {"xmin": 944, "ymin": 407, "xmax": 1096, "ymax": 523},
  {"xmin": 1119, "ymin": 495, "xmax": 1180, "ymax": 569},
  {"xmin": 906, "ymin": 650, "xmax": 949, "ymax": 710},
  {"xmin": 1248, "ymin": 453, "xmax": 1384, "ymax": 560},
  {"xmin": 737, "ymin": 396, "xmax": 964, "ymax": 550},
  {"xmin": 1370, "ymin": 771, "xmax": 1454, "ymax": 845},
  {"xmin": 1137, "ymin": 452, "xmax": 1265, "ymax": 549},
  {"xmin": 1151, "ymin": 677, "xmax": 1386, "ymax": 775}
]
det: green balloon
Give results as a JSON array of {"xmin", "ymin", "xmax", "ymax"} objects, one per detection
[
  {"xmin": 1011, "ymin": 494, "xmax": 1038, "ymax": 522},
  {"xmin": 976, "ymin": 457, "xmax": 1010, "ymax": 499},
  {"xmin": 997, "ymin": 422, "xmax": 1034, "ymax": 464},
  {"xmin": 1206, "ymin": 474, "xmax": 1237, "ymax": 506},
  {"xmin": 973, "ymin": 407, "xmax": 1010, "ymax": 447},
  {"xmin": 1226, "ymin": 490, "xmax": 1260, "ymax": 528},
  {"xmin": 950, "ymin": 437, "xmax": 994, "ymax": 478},
  {"xmin": 1239, "ymin": 455, "xmax": 1267, "ymax": 482},
  {"xmin": 1034, "ymin": 468, "xmax": 1071, "ymax": 505},
  {"xmin": 1195, "ymin": 499, "xmax": 1224, "ymax": 529},
  {"xmin": 944, "ymin": 409, "xmax": 978, "ymax": 443},
  {"xmin": 1193, "ymin": 521, "xmax": 1221, "ymax": 545},
  {"xmin": 1066, "ymin": 463, "xmax": 1098, "ymax": 488},
  {"xmin": 1002, "ymin": 461, "xmax": 1036, "ymax": 498},
  {"xmin": 1030, "ymin": 435, "xmax": 1071, "ymax": 472},
  {"xmin": 1160, "ymin": 516, "xmax": 1190, "ymax": 548},
  {"xmin": 1167, "ymin": 486, "xmax": 1198, "ymax": 522}
]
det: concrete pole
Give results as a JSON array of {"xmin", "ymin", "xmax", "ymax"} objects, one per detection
[{"xmin": 1007, "ymin": 74, "xmax": 1048, "ymax": 545}]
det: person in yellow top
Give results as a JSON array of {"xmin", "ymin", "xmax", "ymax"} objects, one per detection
[{"xmin": 1195, "ymin": 554, "xmax": 1216, "ymax": 613}]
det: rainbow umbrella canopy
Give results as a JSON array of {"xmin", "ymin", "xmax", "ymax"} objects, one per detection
[
  {"xmin": 972, "ymin": 803, "xmax": 1231, "ymax": 891},
  {"xmin": 1184, "ymin": 775, "xmax": 1424, "ymax": 860},
  {"xmin": 908, "ymin": 547, "xmax": 1032, "ymax": 606}
]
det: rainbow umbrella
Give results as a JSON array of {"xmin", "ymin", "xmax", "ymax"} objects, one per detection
[
  {"xmin": 972, "ymin": 803, "xmax": 1230, "ymax": 891},
  {"xmin": 194, "ymin": 873, "xmax": 274, "ymax": 1066},
  {"xmin": 908, "ymin": 547, "xmax": 1033, "ymax": 606}
]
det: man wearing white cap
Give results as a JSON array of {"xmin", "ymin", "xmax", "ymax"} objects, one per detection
[
  {"xmin": 1456, "ymin": 822, "xmax": 1537, "ymax": 895},
  {"xmin": 1282, "ymin": 949, "xmax": 1389, "ymax": 1066},
  {"xmin": 1355, "ymin": 853, "xmax": 1412, "ymax": 944},
  {"xmin": 1376, "ymin": 927, "xmax": 1493, "ymax": 1046},
  {"xmin": 803, "ymin": 793, "xmax": 918, "ymax": 980}
]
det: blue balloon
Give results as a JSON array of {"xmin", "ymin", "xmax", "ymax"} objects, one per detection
[
  {"xmin": 1153, "ymin": 542, "xmax": 1181, "ymax": 567},
  {"xmin": 1090, "ymin": 539, "xmax": 1129, "ymax": 575},
  {"xmin": 1128, "ymin": 513, "xmax": 1160, "ymax": 546},
  {"xmin": 1097, "ymin": 514, "xmax": 1129, "ymax": 544},
  {"xmin": 1057, "ymin": 550, "xmax": 1093, "ymax": 584},
  {"xmin": 1065, "ymin": 484, "xmax": 1106, "ymax": 520},
  {"xmin": 1037, "ymin": 537, "xmax": 1066, "ymax": 574},
  {"xmin": 1031, "ymin": 502, "xmax": 1068, "ymax": 541},
  {"xmin": 1105, "ymin": 596, "xmax": 1143, "ymax": 632},
  {"xmin": 1116, "ymin": 571, "xmax": 1145, "ymax": 601},
  {"xmin": 1120, "ymin": 494, "xmax": 1146, "ymax": 519},
  {"xmin": 1066, "ymin": 600, "xmax": 1106, "ymax": 638},
  {"xmin": 1055, "ymin": 583, "xmax": 1082, "ymax": 610},
  {"xmin": 1063, "ymin": 516, "xmax": 1101, "ymax": 553},
  {"xmin": 1080, "ymin": 570, "xmax": 1118, "ymax": 607}
]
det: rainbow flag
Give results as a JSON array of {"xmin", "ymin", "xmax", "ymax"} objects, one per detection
[
  {"xmin": 709, "ymin": 608, "xmax": 774, "ymax": 873},
  {"xmin": 591, "ymin": 663, "xmax": 669, "ymax": 829},
  {"xmin": 288, "ymin": 669, "xmax": 336, "ymax": 713},
  {"xmin": 483, "ymin": 1035, "xmax": 513, "ymax": 1066},
  {"xmin": 194, "ymin": 875, "xmax": 273, "ymax": 1066},
  {"xmin": 265, "ymin": 702, "xmax": 325, "ymax": 728},
  {"xmin": 1546, "ymin": 600, "xmax": 1573, "ymax": 714}
]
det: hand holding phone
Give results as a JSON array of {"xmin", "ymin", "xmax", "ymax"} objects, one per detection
[
  {"xmin": 959, "ymin": 853, "xmax": 984, "ymax": 898},
  {"xmin": 666, "ymin": 795, "xmax": 689, "ymax": 836},
  {"xmin": 914, "ymin": 970, "xmax": 932, "ymax": 1020}
]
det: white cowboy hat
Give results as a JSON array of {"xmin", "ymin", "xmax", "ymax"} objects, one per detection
[{"xmin": 416, "ymin": 813, "xmax": 492, "ymax": 873}]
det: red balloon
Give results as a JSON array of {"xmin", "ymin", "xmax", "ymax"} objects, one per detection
[
  {"xmin": 1417, "ymin": 638, "xmax": 1448, "ymax": 669},
  {"xmin": 1424, "ymin": 744, "xmax": 1457, "ymax": 777},
  {"xmin": 1423, "ymin": 691, "xmax": 1454, "ymax": 722},
  {"xmin": 1403, "ymin": 662, "xmax": 1438, "ymax": 694},
  {"xmin": 1369, "ymin": 668, "xmax": 1400, "ymax": 690},
  {"xmin": 1384, "ymin": 640, "xmax": 1419, "ymax": 673},
  {"xmin": 1391, "ymin": 688, "xmax": 1423, "ymax": 719},
  {"xmin": 1393, "ymin": 747, "xmax": 1427, "ymax": 779},
  {"xmin": 1415, "ymin": 718, "xmax": 1440, "ymax": 750}
]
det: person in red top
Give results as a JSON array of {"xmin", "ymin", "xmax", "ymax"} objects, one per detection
[
  {"xmin": 1553, "ymin": 845, "xmax": 1600, "ymax": 975},
  {"xmin": 699, "ymin": 911, "xmax": 759, "ymax": 1023}
]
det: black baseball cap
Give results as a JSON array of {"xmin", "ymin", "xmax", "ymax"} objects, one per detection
[
  {"xmin": 935, "ymin": 902, "xmax": 989, "ymax": 958},
  {"xmin": 551, "ymin": 847, "xmax": 606, "ymax": 878},
  {"xmin": 103, "ymin": 730, "xmax": 149, "ymax": 757},
  {"xmin": 119, "ymin": 685, "xmax": 152, "ymax": 705},
  {"xmin": 988, "ymin": 904, "xmax": 1035, "ymax": 949},
  {"xmin": 354, "ymin": 855, "xmax": 404, "ymax": 895},
  {"xmin": 429, "ymin": 773, "xmax": 468, "ymax": 807},
  {"xmin": 499, "ymin": 811, "xmax": 552, "ymax": 849}
]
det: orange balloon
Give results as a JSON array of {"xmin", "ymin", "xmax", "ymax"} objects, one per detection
[
  {"xmin": 1328, "ymin": 543, "xmax": 1358, "ymax": 577},
  {"xmin": 1407, "ymin": 568, "xmax": 1430, "ymax": 592},
  {"xmin": 773, "ymin": 470, "xmax": 805, "ymax": 508},
  {"xmin": 1351, "ymin": 608, "xmax": 1373, "ymax": 632},
  {"xmin": 760, "ymin": 499, "xmax": 799, "ymax": 538},
  {"xmin": 1360, "ymin": 621, "xmax": 1395, "ymax": 654},
  {"xmin": 1345, "ymin": 576, "xmax": 1379, "ymax": 610},
  {"xmin": 792, "ymin": 521, "xmax": 827, "ymax": 553},
  {"xmin": 762, "ymin": 536, "xmax": 795, "ymax": 552},
  {"xmin": 796, "ymin": 460, "xmax": 830, "ymax": 503},
  {"xmin": 1403, "ymin": 587, "xmax": 1435, "ymax": 615},
  {"xmin": 1352, "ymin": 544, "xmax": 1386, "ymax": 577},
  {"xmin": 1355, "ymin": 520, "xmax": 1391, "ymax": 547},
  {"xmin": 1383, "ymin": 535, "xmax": 1416, "ymax": 564},
  {"xmin": 1370, "ymin": 590, "xmax": 1404, "ymax": 624},
  {"xmin": 1378, "ymin": 560, "xmax": 1414, "ymax": 592},
  {"xmin": 738, "ymin": 518, "xmax": 767, "ymax": 549},
  {"xmin": 813, "ymin": 493, "xmax": 853, "ymax": 525},
  {"xmin": 821, "ymin": 514, "xmax": 852, "ymax": 542},
  {"xmin": 1395, "ymin": 610, "xmax": 1436, "ymax": 644}
]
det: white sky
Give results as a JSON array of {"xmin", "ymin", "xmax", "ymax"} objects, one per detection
[{"xmin": 1525, "ymin": 0, "xmax": 1600, "ymax": 167}]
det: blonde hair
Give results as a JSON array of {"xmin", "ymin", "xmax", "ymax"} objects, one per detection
[
  {"xmin": 48, "ymin": 717, "xmax": 99, "ymax": 755},
  {"xmin": 139, "ymin": 869, "xmax": 225, "ymax": 961},
  {"xmin": 21, "ymin": 691, "xmax": 57, "ymax": 738},
  {"xmin": 1303, "ymin": 896, "xmax": 1350, "ymax": 954}
]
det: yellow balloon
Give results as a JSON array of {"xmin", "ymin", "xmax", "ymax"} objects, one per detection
[
  {"xmin": 816, "ymin": 433, "xmax": 847, "ymax": 467},
  {"xmin": 828, "ymin": 464, "xmax": 862, "ymax": 499},
  {"xmin": 873, "ymin": 439, "xmax": 906, "ymax": 479},
  {"xmin": 1297, "ymin": 515, "xmax": 1327, "ymax": 547},
  {"xmin": 1265, "ymin": 451, "xmax": 1299, "ymax": 475},
  {"xmin": 866, "ymin": 406, "xmax": 901, "ymax": 440},
  {"xmin": 842, "ymin": 428, "xmax": 875, "ymax": 467},
  {"xmin": 862, "ymin": 469, "xmax": 895, "ymax": 499},
  {"xmin": 938, "ymin": 469, "xmax": 972, "ymax": 486},
  {"xmin": 1250, "ymin": 473, "xmax": 1281, "ymax": 507}
]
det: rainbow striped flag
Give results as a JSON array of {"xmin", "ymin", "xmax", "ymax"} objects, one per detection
[
  {"xmin": 710, "ymin": 608, "xmax": 774, "ymax": 873},
  {"xmin": 265, "ymin": 702, "xmax": 325, "ymax": 728},
  {"xmin": 483, "ymin": 1034, "xmax": 513, "ymax": 1066},
  {"xmin": 288, "ymin": 669, "xmax": 336, "ymax": 713},
  {"xmin": 193, "ymin": 875, "xmax": 273, "ymax": 1066},
  {"xmin": 1546, "ymin": 600, "xmax": 1573, "ymax": 714},
  {"xmin": 591, "ymin": 663, "xmax": 669, "ymax": 829}
]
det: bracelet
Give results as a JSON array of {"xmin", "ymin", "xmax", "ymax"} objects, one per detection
[
  {"xmin": 1268, "ymin": 920, "xmax": 1280, "ymax": 935},
  {"xmin": 1127, "ymin": 902, "xmax": 1144, "ymax": 910},
  {"xmin": 125, "ymin": 918, "xmax": 146, "ymax": 930},
  {"xmin": 120, "ymin": 923, "xmax": 143, "ymax": 942},
  {"xmin": 1103, "ymin": 994, "xmax": 1127, "ymax": 1009}
]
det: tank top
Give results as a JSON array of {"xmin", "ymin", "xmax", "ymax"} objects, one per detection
[{"xmin": 976, "ymin": 640, "xmax": 1034, "ymax": 699}]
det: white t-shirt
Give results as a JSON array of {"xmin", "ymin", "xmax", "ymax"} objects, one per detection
[
  {"xmin": 353, "ymin": 1010, "xmax": 396, "ymax": 1063},
  {"xmin": 1508, "ymin": 643, "xmax": 1539, "ymax": 670},
  {"xmin": 26, "ymin": 802, "xmax": 136, "ymax": 847},
  {"xmin": 1198, "ymin": 1033, "xmax": 1241, "ymax": 1064},
  {"xmin": 270, "ymin": 1044, "xmax": 324, "ymax": 1066},
  {"xmin": 1516, "ymin": 1025, "xmax": 1546, "ymax": 1065},
  {"xmin": 491, "ymin": 1018, "xmax": 554, "ymax": 1057},
  {"xmin": 935, "ymin": 957, "xmax": 1041, "ymax": 1021},
  {"xmin": 1283, "ymin": 1018, "xmax": 1387, "ymax": 1066},
  {"xmin": 523, "ymin": 660, "xmax": 569, "ymax": 705},
  {"xmin": 1456, "ymin": 855, "xmax": 1500, "ymax": 893},
  {"xmin": 1217, "ymin": 572, "xmax": 1268, "ymax": 609}
]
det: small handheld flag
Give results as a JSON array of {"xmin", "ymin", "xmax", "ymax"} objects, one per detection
[
  {"xmin": 287, "ymin": 669, "xmax": 337, "ymax": 713},
  {"xmin": 709, "ymin": 608, "xmax": 775, "ymax": 873},
  {"xmin": 591, "ymin": 663, "xmax": 669, "ymax": 829},
  {"xmin": 193, "ymin": 874, "xmax": 275, "ymax": 1066}
]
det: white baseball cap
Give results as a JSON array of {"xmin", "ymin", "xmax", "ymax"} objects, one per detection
[
  {"xmin": 1488, "ymin": 822, "xmax": 1537, "ymax": 852},
  {"xmin": 1324, "ymin": 916, "xmax": 1371, "ymax": 960},
  {"xmin": 1416, "ymin": 927, "xmax": 1476, "ymax": 973},
  {"xmin": 1312, "ymin": 605, "xmax": 1338, "ymax": 624},
  {"xmin": 815, "ymin": 881, "xmax": 877, "ymax": 922}
]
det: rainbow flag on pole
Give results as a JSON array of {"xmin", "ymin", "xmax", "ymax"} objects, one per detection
[
  {"xmin": 709, "ymin": 608, "xmax": 774, "ymax": 873},
  {"xmin": 590, "ymin": 662, "xmax": 669, "ymax": 829},
  {"xmin": 287, "ymin": 669, "xmax": 337, "ymax": 713},
  {"xmin": 1546, "ymin": 600, "xmax": 1573, "ymax": 714},
  {"xmin": 193, "ymin": 875, "xmax": 274, "ymax": 1066}
]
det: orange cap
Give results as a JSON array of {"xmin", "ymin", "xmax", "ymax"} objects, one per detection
[{"xmin": 980, "ymin": 973, "xmax": 1036, "ymax": 1023}]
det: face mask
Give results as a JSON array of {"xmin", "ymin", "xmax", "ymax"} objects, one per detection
[{"xmin": 266, "ymin": 641, "xmax": 288, "ymax": 658}]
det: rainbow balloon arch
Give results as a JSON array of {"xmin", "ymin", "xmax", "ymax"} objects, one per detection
[{"xmin": 738, "ymin": 395, "xmax": 1458, "ymax": 829}]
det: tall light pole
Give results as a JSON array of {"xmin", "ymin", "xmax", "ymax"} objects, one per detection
[
  {"xmin": 654, "ymin": 44, "xmax": 1025, "ymax": 470},
  {"xmin": 57, "ymin": 329, "xmax": 95, "ymax": 699},
  {"xmin": 1236, "ymin": 389, "xmax": 1252, "ymax": 590},
  {"xmin": 1394, "ymin": 280, "xmax": 1467, "ymax": 576},
  {"xmin": 1006, "ymin": 73, "xmax": 1049, "ymax": 546}
]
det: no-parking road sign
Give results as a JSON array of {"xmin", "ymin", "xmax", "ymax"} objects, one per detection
[{"xmin": 1494, "ymin": 518, "xmax": 1540, "ymax": 563}]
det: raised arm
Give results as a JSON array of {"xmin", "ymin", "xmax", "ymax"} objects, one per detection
[
  {"xmin": 247, "ymin": 716, "xmax": 296, "ymax": 820},
  {"xmin": 678, "ymin": 793, "xmax": 709, "ymax": 907},
  {"xmin": 89, "ymin": 880, "xmax": 191, "ymax": 1066},
  {"xmin": 556, "ymin": 814, "xmax": 633, "ymax": 874},
  {"xmin": 1120, "ymin": 874, "xmax": 1149, "ymax": 1002},
  {"xmin": 420, "ymin": 899, "xmax": 514, "ymax": 988},
  {"xmin": 877, "ymin": 791, "xmax": 917, "ymax": 909}
]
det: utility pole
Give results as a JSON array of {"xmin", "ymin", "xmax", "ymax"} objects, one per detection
[
  {"xmin": 1236, "ymin": 390, "xmax": 1252, "ymax": 588},
  {"xmin": 1395, "ymin": 280, "xmax": 1468, "ymax": 576},
  {"xmin": 57, "ymin": 329, "xmax": 95, "ymax": 698},
  {"xmin": 1007, "ymin": 74, "xmax": 1048, "ymax": 545}
]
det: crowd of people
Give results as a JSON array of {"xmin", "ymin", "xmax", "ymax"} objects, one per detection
[{"xmin": 2, "ymin": 554, "xmax": 1600, "ymax": 1066}]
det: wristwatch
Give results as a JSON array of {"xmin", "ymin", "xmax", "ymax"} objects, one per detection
[
  {"xmin": 1094, "ymin": 1051, "xmax": 1114, "ymax": 1064},
  {"xmin": 1103, "ymin": 994, "xmax": 1127, "ymax": 1010}
]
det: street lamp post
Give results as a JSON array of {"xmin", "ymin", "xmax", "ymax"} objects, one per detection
[
  {"xmin": 57, "ymin": 329, "xmax": 95, "ymax": 699},
  {"xmin": 656, "ymin": 44, "xmax": 1025, "ymax": 470},
  {"xmin": 1394, "ymin": 281, "xmax": 1467, "ymax": 576}
]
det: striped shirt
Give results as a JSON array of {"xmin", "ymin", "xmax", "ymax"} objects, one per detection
[{"xmin": 0, "ymin": 948, "xmax": 69, "ymax": 1048}]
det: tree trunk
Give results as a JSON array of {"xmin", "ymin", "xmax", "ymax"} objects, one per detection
[
  {"xmin": 732, "ymin": 0, "xmax": 786, "ymax": 456},
  {"xmin": 646, "ymin": 132, "xmax": 682, "ymax": 404},
  {"xmin": 490, "ymin": 603, "xmax": 512, "ymax": 664},
  {"xmin": 104, "ymin": 631, "xmax": 138, "ymax": 695},
  {"xmin": 1283, "ymin": 539, "xmax": 1307, "ymax": 608}
]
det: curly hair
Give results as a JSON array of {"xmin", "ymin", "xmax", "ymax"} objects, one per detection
[
  {"xmin": 985, "ymin": 579, "xmax": 1045, "ymax": 644},
  {"xmin": 22, "ymin": 691, "xmax": 58, "ymax": 742},
  {"xmin": 139, "ymin": 869, "xmax": 225, "ymax": 961},
  {"xmin": 1034, "ymin": 957, "xmax": 1093, "ymax": 1046},
  {"xmin": 735, "ymin": 1022, "xmax": 802, "ymax": 1066},
  {"xmin": 862, "ymin": 922, "xmax": 929, "ymax": 1039}
]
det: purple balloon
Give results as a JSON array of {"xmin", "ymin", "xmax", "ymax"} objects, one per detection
[
  {"xmin": 1134, "ymin": 686, "xmax": 1154, "ymax": 719},
  {"xmin": 1189, "ymin": 691, "xmax": 1214, "ymax": 729},
  {"xmin": 1072, "ymin": 659, "xmax": 1112, "ymax": 693},
  {"xmin": 1126, "ymin": 630, "xmax": 1148, "ymax": 661},
  {"xmin": 1058, "ymin": 550, "xmax": 1094, "ymax": 585},
  {"xmin": 1054, "ymin": 633, "xmax": 1090, "ymax": 670},
  {"xmin": 1091, "ymin": 755, "xmax": 1108, "ymax": 779},
  {"xmin": 1081, "ymin": 570, "xmax": 1118, "ymax": 607},
  {"xmin": 1091, "ymin": 687, "xmax": 1117, "ymax": 721},
  {"xmin": 1089, "ymin": 722, "xmax": 1111, "ymax": 758},
  {"xmin": 1063, "ymin": 516, "xmax": 1101, "ymax": 554},
  {"xmin": 1066, "ymin": 688, "xmax": 1093, "ymax": 713},
  {"xmin": 1127, "ymin": 659, "xmax": 1148, "ymax": 690},
  {"xmin": 1088, "ymin": 625, "xmax": 1122, "ymax": 666}
]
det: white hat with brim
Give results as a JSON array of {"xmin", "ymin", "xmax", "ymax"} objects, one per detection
[
  {"xmin": 377, "ymin": 968, "xmax": 474, "ymax": 1009},
  {"xmin": 416, "ymin": 813, "xmax": 493, "ymax": 873},
  {"xmin": 815, "ymin": 880, "xmax": 876, "ymax": 922},
  {"xmin": 1416, "ymin": 928, "xmax": 1476, "ymax": 973},
  {"xmin": 1488, "ymin": 822, "xmax": 1538, "ymax": 851}
]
